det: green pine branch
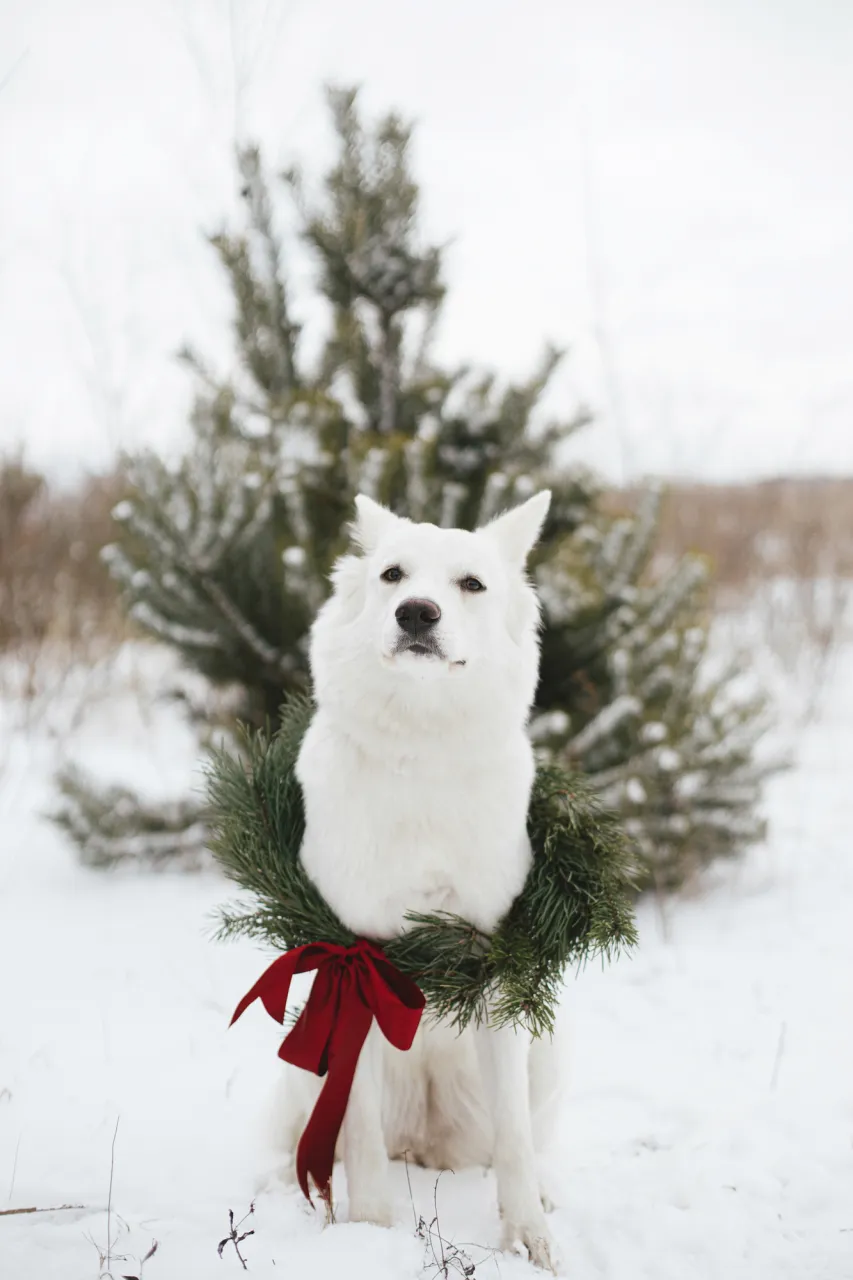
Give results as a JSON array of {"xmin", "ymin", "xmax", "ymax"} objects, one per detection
[{"xmin": 206, "ymin": 698, "xmax": 638, "ymax": 1036}]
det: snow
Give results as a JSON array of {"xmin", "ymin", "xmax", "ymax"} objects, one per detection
[
  {"xmin": 625, "ymin": 778, "xmax": 646, "ymax": 806},
  {"xmin": 1, "ymin": 636, "xmax": 852, "ymax": 1279}
]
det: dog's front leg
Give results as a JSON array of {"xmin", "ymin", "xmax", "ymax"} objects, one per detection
[
  {"xmin": 342, "ymin": 1021, "xmax": 393, "ymax": 1226},
  {"xmin": 475, "ymin": 1020, "xmax": 557, "ymax": 1272}
]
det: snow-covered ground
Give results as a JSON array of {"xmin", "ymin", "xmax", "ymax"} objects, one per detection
[{"xmin": 1, "ymin": 636, "xmax": 851, "ymax": 1279}]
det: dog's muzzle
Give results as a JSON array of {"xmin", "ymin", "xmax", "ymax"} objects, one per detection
[
  {"xmin": 394, "ymin": 597, "xmax": 443, "ymax": 658},
  {"xmin": 395, "ymin": 597, "xmax": 441, "ymax": 637}
]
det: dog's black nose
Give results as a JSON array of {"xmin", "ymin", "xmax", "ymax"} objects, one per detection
[{"xmin": 395, "ymin": 597, "xmax": 441, "ymax": 636}]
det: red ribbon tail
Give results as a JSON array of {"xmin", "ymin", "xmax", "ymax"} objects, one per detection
[
  {"xmin": 229, "ymin": 939, "xmax": 426, "ymax": 1207},
  {"xmin": 295, "ymin": 996, "xmax": 373, "ymax": 1203},
  {"xmin": 230, "ymin": 950, "xmax": 301, "ymax": 1026},
  {"xmin": 230, "ymin": 943, "xmax": 340, "ymax": 1027}
]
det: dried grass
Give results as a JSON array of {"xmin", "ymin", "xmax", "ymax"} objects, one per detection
[
  {"xmin": 0, "ymin": 454, "xmax": 128, "ymax": 658},
  {"xmin": 607, "ymin": 476, "xmax": 853, "ymax": 595},
  {"xmin": 607, "ymin": 475, "xmax": 853, "ymax": 717},
  {"xmin": 3, "ymin": 457, "xmax": 850, "ymax": 715}
]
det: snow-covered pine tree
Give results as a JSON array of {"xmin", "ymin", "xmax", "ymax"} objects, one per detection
[{"xmin": 55, "ymin": 87, "xmax": 774, "ymax": 890}]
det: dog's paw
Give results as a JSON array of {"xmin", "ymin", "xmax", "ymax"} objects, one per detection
[
  {"xmin": 347, "ymin": 1195, "xmax": 395, "ymax": 1228},
  {"xmin": 501, "ymin": 1218, "xmax": 558, "ymax": 1273}
]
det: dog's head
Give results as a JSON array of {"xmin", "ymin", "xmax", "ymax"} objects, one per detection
[{"xmin": 309, "ymin": 491, "xmax": 550, "ymax": 722}]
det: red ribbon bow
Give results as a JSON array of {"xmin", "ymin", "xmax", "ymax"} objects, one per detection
[{"xmin": 231, "ymin": 939, "xmax": 425, "ymax": 1203}]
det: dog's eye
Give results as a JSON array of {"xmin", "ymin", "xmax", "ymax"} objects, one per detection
[
  {"xmin": 380, "ymin": 565, "xmax": 403, "ymax": 583},
  {"xmin": 460, "ymin": 576, "xmax": 485, "ymax": 593}
]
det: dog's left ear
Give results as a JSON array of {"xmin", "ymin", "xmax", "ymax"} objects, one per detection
[
  {"xmin": 482, "ymin": 490, "xmax": 551, "ymax": 567},
  {"xmin": 351, "ymin": 494, "xmax": 401, "ymax": 553}
]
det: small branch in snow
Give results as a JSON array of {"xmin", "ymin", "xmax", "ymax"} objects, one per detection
[
  {"xmin": 121, "ymin": 1238, "xmax": 159, "ymax": 1279},
  {"xmin": 403, "ymin": 1151, "xmax": 419, "ymax": 1232},
  {"xmin": 0, "ymin": 1203, "xmax": 86, "ymax": 1217},
  {"xmin": 217, "ymin": 1203, "xmax": 255, "ymax": 1270},
  {"xmin": 106, "ymin": 1116, "xmax": 120, "ymax": 1275},
  {"xmin": 405, "ymin": 1165, "xmax": 496, "ymax": 1278},
  {"xmin": 7, "ymin": 1133, "xmax": 21, "ymax": 1203},
  {"xmin": 82, "ymin": 1116, "xmax": 123, "ymax": 1277},
  {"xmin": 770, "ymin": 1021, "xmax": 787, "ymax": 1092}
]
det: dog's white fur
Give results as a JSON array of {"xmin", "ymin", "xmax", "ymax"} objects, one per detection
[{"xmin": 274, "ymin": 491, "xmax": 563, "ymax": 1269}]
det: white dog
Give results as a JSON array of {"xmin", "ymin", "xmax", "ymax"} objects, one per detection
[{"xmin": 277, "ymin": 490, "xmax": 563, "ymax": 1270}]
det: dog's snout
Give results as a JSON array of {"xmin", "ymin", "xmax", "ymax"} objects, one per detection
[{"xmin": 395, "ymin": 597, "xmax": 441, "ymax": 636}]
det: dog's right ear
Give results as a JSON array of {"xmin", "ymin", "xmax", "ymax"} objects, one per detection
[{"xmin": 351, "ymin": 494, "xmax": 400, "ymax": 553}]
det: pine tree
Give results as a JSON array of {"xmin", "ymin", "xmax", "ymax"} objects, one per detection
[{"xmin": 55, "ymin": 87, "xmax": 775, "ymax": 891}]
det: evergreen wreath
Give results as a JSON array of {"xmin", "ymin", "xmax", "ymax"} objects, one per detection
[{"xmin": 207, "ymin": 695, "xmax": 638, "ymax": 1037}]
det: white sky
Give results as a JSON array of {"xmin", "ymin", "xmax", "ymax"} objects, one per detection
[{"xmin": 1, "ymin": 0, "xmax": 852, "ymax": 483}]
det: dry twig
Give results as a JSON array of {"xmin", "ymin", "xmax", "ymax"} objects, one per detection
[
  {"xmin": 0, "ymin": 1203, "xmax": 86, "ymax": 1217},
  {"xmin": 217, "ymin": 1203, "xmax": 255, "ymax": 1270}
]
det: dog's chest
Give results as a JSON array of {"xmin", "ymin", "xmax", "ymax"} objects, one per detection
[{"xmin": 297, "ymin": 724, "xmax": 534, "ymax": 940}]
